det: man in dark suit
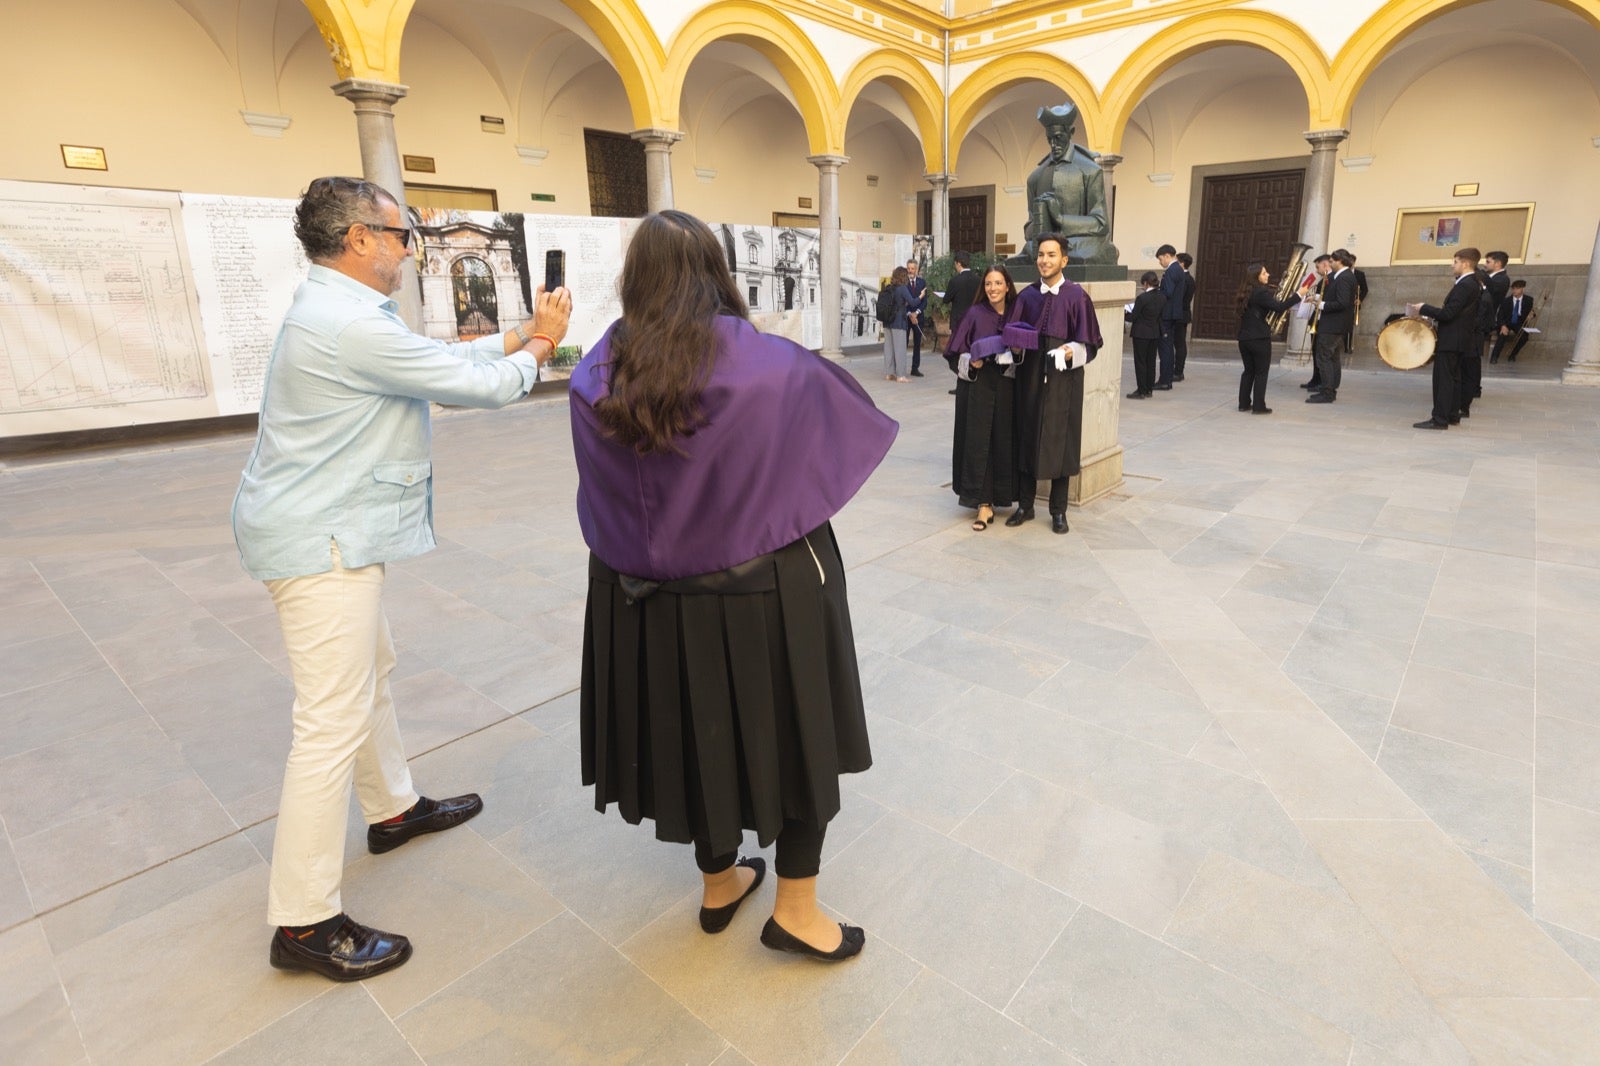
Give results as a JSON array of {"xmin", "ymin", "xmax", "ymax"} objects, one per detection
[
  {"xmin": 1491, "ymin": 280, "xmax": 1533, "ymax": 363},
  {"xmin": 905, "ymin": 258, "xmax": 928, "ymax": 377},
  {"xmin": 1340, "ymin": 251, "xmax": 1368, "ymax": 353},
  {"xmin": 1300, "ymin": 254, "xmax": 1332, "ymax": 390},
  {"xmin": 943, "ymin": 250, "xmax": 982, "ymax": 341},
  {"xmin": 1411, "ymin": 247, "xmax": 1483, "ymax": 429},
  {"xmin": 1174, "ymin": 253, "xmax": 1196, "ymax": 381},
  {"xmin": 1307, "ymin": 251, "xmax": 1356, "ymax": 403},
  {"xmin": 1468, "ymin": 251, "xmax": 1510, "ymax": 408},
  {"xmin": 1155, "ymin": 244, "xmax": 1183, "ymax": 388}
]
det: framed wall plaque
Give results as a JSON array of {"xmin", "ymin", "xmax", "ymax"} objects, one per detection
[
  {"xmin": 61, "ymin": 145, "xmax": 108, "ymax": 170},
  {"xmin": 1391, "ymin": 202, "xmax": 1533, "ymax": 264}
]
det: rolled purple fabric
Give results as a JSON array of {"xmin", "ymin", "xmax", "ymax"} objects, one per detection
[
  {"xmin": 967, "ymin": 334, "xmax": 1010, "ymax": 361},
  {"xmin": 1001, "ymin": 323, "xmax": 1039, "ymax": 350}
]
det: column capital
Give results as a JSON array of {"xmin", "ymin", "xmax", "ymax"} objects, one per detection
[
  {"xmin": 331, "ymin": 79, "xmax": 408, "ymax": 107},
  {"xmin": 630, "ymin": 128, "xmax": 684, "ymax": 148},
  {"xmin": 924, "ymin": 172, "xmax": 953, "ymax": 188},
  {"xmin": 1304, "ymin": 128, "xmax": 1350, "ymax": 149},
  {"xmin": 1096, "ymin": 153, "xmax": 1123, "ymax": 170},
  {"xmin": 807, "ymin": 154, "xmax": 850, "ymax": 171}
]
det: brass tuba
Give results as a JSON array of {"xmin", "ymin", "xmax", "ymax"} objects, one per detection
[{"xmin": 1266, "ymin": 242, "xmax": 1313, "ymax": 336}]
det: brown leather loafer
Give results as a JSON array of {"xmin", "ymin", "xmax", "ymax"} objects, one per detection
[
  {"xmin": 367, "ymin": 793, "xmax": 483, "ymax": 854},
  {"xmin": 270, "ymin": 916, "xmax": 411, "ymax": 982}
]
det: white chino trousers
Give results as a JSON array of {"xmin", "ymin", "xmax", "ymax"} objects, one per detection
[{"xmin": 264, "ymin": 543, "xmax": 417, "ymax": 926}]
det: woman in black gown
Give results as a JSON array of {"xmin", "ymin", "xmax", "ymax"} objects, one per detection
[
  {"xmin": 946, "ymin": 264, "xmax": 1019, "ymax": 530},
  {"xmin": 1236, "ymin": 262, "xmax": 1301, "ymax": 414}
]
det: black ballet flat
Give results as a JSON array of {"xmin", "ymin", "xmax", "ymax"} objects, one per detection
[
  {"xmin": 760, "ymin": 917, "xmax": 865, "ymax": 961},
  {"xmin": 699, "ymin": 857, "xmax": 766, "ymax": 934}
]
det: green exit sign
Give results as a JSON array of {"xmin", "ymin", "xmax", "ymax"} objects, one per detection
[
  {"xmin": 872, "ymin": 220, "xmax": 882, "ymax": 229},
  {"xmin": 530, "ymin": 193, "xmax": 555, "ymax": 202}
]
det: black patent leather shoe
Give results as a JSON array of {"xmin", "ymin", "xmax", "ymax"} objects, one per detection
[
  {"xmin": 700, "ymin": 857, "xmax": 766, "ymax": 934},
  {"xmin": 1004, "ymin": 508, "xmax": 1035, "ymax": 527},
  {"xmin": 1051, "ymin": 512, "xmax": 1069, "ymax": 534},
  {"xmin": 760, "ymin": 917, "xmax": 865, "ymax": 961},
  {"xmin": 1306, "ymin": 392, "xmax": 1334, "ymax": 403},
  {"xmin": 367, "ymin": 794, "xmax": 483, "ymax": 854},
  {"xmin": 270, "ymin": 916, "xmax": 411, "ymax": 982}
]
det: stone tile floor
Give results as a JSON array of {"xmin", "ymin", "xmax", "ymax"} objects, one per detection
[{"xmin": 2, "ymin": 351, "xmax": 1599, "ymax": 1064}]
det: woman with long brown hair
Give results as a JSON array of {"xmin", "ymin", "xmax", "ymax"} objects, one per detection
[
  {"xmin": 1236, "ymin": 261, "xmax": 1300, "ymax": 414},
  {"xmin": 946, "ymin": 263, "xmax": 1020, "ymax": 530},
  {"xmin": 569, "ymin": 210, "xmax": 897, "ymax": 961}
]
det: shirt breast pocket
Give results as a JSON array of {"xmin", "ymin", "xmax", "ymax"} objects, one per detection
[{"xmin": 370, "ymin": 459, "xmax": 433, "ymax": 534}]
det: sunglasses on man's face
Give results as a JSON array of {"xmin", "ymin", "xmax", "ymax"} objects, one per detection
[{"xmin": 352, "ymin": 222, "xmax": 413, "ymax": 249}]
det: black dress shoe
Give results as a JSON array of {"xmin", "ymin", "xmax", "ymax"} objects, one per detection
[
  {"xmin": 1051, "ymin": 512, "xmax": 1069, "ymax": 534},
  {"xmin": 910, "ymin": 369, "xmax": 924, "ymax": 377},
  {"xmin": 1458, "ymin": 408, "xmax": 1470, "ymax": 418},
  {"xmin": 1154, "ymin": 384, "xmax": 1173, "ymax": 391},
  {"xmin": 1413, "ymin": 418, "xmax": 1447, "ymax": 430},
  {"xmin": 367, "ymin": 794, "xmax": 483, "ymax": 854},
  {"xmin": 699, "ymin": 857, "xmax": 766, "ymax": 934},
  {"xmin": 1127, "ymin": 390, "xmax": 1147, "ymax": 399},
  {"xmin": 1306, "ymin": 392, "xmax": 1334, "ymax": 404},
  {"xmin": 1004, "ymin": 508, "xmax": 1034, "ymax": 527},
  {"xmin": 1300, "ymin": 381, "xmax": 1318, "ymax": 389},
  {"xmin": 270, "ymin": 916, "xmax": 411, "ymax": 982},
  {"xmin": 760, "ymin": 917, "xmax": 865, "ymax": 961},
  {"xmin": 1173, "ymin": 374, "xmax": 1185, "ymax": 382},
  {"xmin": 1252, "ymin": 407, "xmax": 1272, "ymax": 415},
  {"xmin": 1448, "ymin": 416, "xmax": 1461, "ymax": 425}
]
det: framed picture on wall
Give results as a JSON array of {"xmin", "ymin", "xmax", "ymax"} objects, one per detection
[{"xmin": 1391, "ymin": 202, "xmax": 1533, "ymax": 264}]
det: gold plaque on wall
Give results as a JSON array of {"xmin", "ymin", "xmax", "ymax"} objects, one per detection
[
  {"xmin": 61, "ymin": 145, "xmax": 108, "ymax": 170},
  {"xmin": 798, "ymin": 197, "xmax": 813, "ymax": 209},
  {"xmin": 1452, "ymin": 183, "xmax": 1479, "ymax": 197},
  {"xmin": 403, "ymin": 155, "xmax": 436, "ymax": 173}
]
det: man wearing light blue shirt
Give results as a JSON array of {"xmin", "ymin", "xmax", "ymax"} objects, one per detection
[{"xmin": 233, "ymin": 176, "xmax": 571, "ymax": 982}]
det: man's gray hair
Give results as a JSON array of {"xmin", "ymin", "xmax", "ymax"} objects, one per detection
[{"xmin": 294, "ymin": 176, "xmax": 396, "ymax": 260}]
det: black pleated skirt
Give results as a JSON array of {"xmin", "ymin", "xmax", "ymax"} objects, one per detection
[{"xmin": 580, "ymin": 522, "xmax": 871, "ymax": 858}]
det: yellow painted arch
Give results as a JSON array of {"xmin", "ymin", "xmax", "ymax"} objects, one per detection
[
  {"xmin": 1099, "ymin": 10, "xmax": 1337, "ymax": 151},
  {"xmin": 560, "ymin": 0, "xmax": 669, "ymax": 130},
  {"xmin": 948, "ymin": 52, "xmax": 1104, "ymax": 173},
  {"xmin": 839, "ymin": 50, "xmax": 945, "ymax": 173},
  {"xmin": 1330, "ymin": 0, "xmax": 1600, "ymax": 127},
  {"xmin": 301, "ymin": 0, "xmax": 417, "ymax": 81},
  {"xmin": 664, "ymin": 2, "xmax": 843, "ymax": 156}
]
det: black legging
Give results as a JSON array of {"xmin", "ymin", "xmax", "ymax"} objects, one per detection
[
  {"xmin": 1238, "ymin": 337, "xmax": 1272, "ymax": 410},
  {"xmin": 694, "ymin": 819, "xmax": 827, "ymax": 879}
]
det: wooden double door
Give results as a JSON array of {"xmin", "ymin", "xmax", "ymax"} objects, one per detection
[{"xmin": 1192, "ymin": 170, "xmax": 1304, "ymax": 339}]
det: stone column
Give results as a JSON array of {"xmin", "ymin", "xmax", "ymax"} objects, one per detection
[
  {"xmin": 925, "ymin": 173, "xmax": 951, "ymax": 255},
  {"xmin": 630, "ymin": 128, "xmax": 684, "ymax": 213},
  {"xmin": 1096, "ymin": 154, "xmax": 1123, "ymax": 239},
  {"xmin": 807, "ymin": 155, "xmax": 848, "ymax": 360},
  {"xmin": 1563, "ymin": 219, "xmax": 1600, "ymax": 385},
  {"xmin": 1288, "ymin": 128, "xmax": 1348, "ymax": 362},
  {"xmin": 1299, "ymin": 129, "xmax": 1347, "ymax": 252},
  {"xmin": 332, "ymin": 78, "xmax": 421, "ymax": 327}
]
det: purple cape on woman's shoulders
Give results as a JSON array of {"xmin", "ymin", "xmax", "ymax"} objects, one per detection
[
  {"xmin": 569, "ymin": 316, "xmax": 899, "ymax": 580},
  {"xmin": 948, "ymin": 303, "xmax": 1010, "ymax": 361}
]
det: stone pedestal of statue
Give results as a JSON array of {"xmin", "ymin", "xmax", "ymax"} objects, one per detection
[{"xmin": 1068, "ymin": 278, "xmax": 1134, "ymax": 505}]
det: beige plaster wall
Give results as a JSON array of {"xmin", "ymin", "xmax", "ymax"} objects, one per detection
[
  {"xmin": 951, "ymin": 44, "xmax": 1600, "ymax": 270},
  {"xmin": 0, "ymin": 0, "xmax": 927, "ymax": 233}
]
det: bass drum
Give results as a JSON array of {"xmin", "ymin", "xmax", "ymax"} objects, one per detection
[{"xmin": 1378, "ymin": 316, "xmax": 1437, "ymax": 370}]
